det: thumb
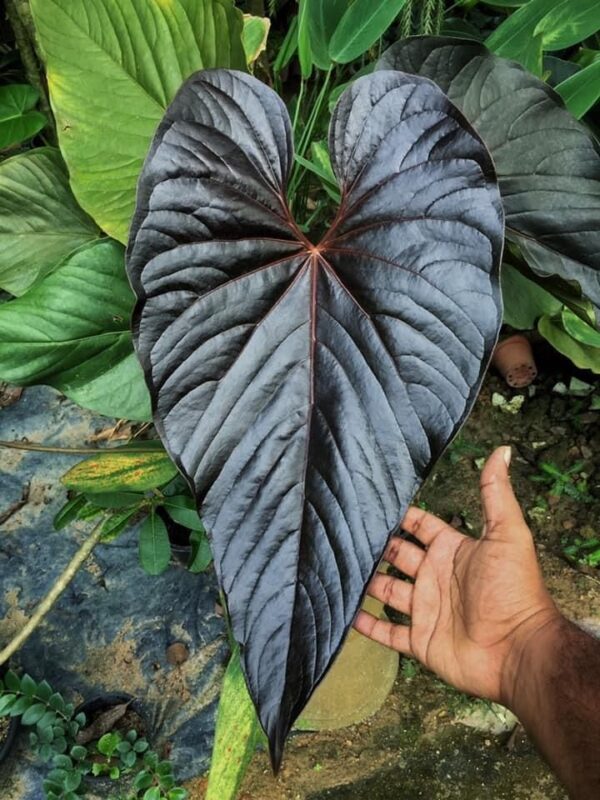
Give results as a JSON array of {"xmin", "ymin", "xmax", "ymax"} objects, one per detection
[{"xmin": 480, "ymin": 446, "xmax": 528, "ymax": 540}]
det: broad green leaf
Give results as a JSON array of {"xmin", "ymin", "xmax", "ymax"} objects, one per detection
[
  {"xmin": 561, "ymin": 307, "xmax": 600, "ymax": 347},
  {"xmin": 304, "ymin": 0, "xmax": 347, "ymax": 70},
  {"xmin": 0, "ymin": 148, "xmax": 100, "ymax": 296},
  {"xmin": 535, "ymin": 1, "xmax": 600, "ymax": 51},
  {"xmin": 379, "ymin": 38, "xmax": 600, "ymax": 318},
  {"xmin": 29, "ymin": 0, "xmax": 245, "ymax": 243},
  {"xmin": 242, "ymin": 15, "xmax": 270, "ymax": 67},
  {"xmin": 20, "ymin": 674, "xmax": 38, "ymax": 698},
  {"xmin": 539, "ymin": 314, "xmax": 600, "ymax": 372},
  {"xmin": 501, "ymin": 262, "xmax": 562, "ymax": 328},
  {"xmin": 0, "ymin": 239, "xmax": 151, "ymax": 420},
  {"xmin": 0, "ymin": 84, "xmax": 46, "ymax": 150},
  {"xmin": 329, "ymin": 0, "xmax": 407, "ymax": 64},
  {"xmin": 62, "ymin": 450, "xmax": 177, "ymax": 493},
  {"xmin": 205, "ymin": 646, "xmax": 260, "ymax": 800},
  {"xmin": 556, "ymin": 59, "xmax": 600, "ymax": 118},
  {"xmin": 486, "ymin": 0, "xmax": 563, "ymax": 74},
  {"xmin": 297, "ymin": 0, "xmax": 313, "ymax": 78},
  {"xmin": 162, "ymin": 495, "xmax": 204, "ymax": 531},
  {"xmin": 139, "ymin": 512, "xmax": 171, "ymax": 575}
]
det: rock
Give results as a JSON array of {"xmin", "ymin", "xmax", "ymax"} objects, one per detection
[{"xmin": 167, "ymin": 642, "xmax": 190, "ymax": 665}]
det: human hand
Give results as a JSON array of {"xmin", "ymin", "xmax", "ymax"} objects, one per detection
[{"xmin": 354, "ymin": 446, "xmax": 561, "ymax": 705}]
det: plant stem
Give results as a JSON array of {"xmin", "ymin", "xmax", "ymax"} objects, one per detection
[
  {"xmin": 0, "ymin": 521, "xmax": 105, "ymax": 667},
  {"xmin": 292, "ymin": 77, "xmax": 306, "ymax": 140},
  {"xmin": 0, "ymin": 440, "xmax": 160, "ymax": 455}
]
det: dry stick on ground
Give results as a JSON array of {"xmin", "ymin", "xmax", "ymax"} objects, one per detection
[{"xmin": 0, "ymin": 520, "xmax": 105, "ymax": 666}]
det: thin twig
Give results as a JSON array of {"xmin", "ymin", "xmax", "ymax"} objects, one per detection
[{"xmin": 0, "ymin": 521, "xmax": 105, "ymax": 666}]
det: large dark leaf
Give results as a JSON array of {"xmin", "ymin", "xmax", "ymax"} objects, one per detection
[
  {"xmin": 378, "ymin": 37, "xmax": 600, "ymax": 317},
  {"xmin": 127, "ymin": 68, "xmax": 503, "ymax": 767}
]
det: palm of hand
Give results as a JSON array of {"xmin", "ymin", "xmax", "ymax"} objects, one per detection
[{"xmin": 355, "ymin": 447, "xmax": 557, "ymax": 705}]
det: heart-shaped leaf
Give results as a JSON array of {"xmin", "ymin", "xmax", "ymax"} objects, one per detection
[
  {"xmin": 377, "ymin": 37, "xmax": 600, "ymax": 317},
  {"xmin": 127, "ymin": 68, "xmax": 503, "ymax": 767}
]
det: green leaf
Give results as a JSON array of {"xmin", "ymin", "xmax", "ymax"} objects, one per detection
[
  {"xmin": 139, "ymin": 512, "xmax": 171, "ymax": 575},
  {"xmin": 21, "ymin": 702, "xmax": 47, "ymax": 725},
  {"xmin": 97, "ymin": 732, "xmax": 120, "ymax": 758},
  {"xmin": 188, "ymin": 530, "xmax": 213, "ymax": 573},
  {"xmin": 501, "ymin": 262, "xmax": 562, "ymax": 328},
  {"xmin": 556, "ymin": 59, "xmax": 600, "ymax": 118},
  {"xmin": 37, "ymin": 681, "xmax": 53, "ymax": 702},
  {"xmin": 4, "ymin": 671, "xmax": 20, "ymax": 692},
  {"xmin": 21, "ymin": 674, "xmax": 38, "ymax": 698},
  {"xmin": 168, "ymin": 790, "xmax": 189, "ymax": 800},
  {"xmin": 297, "ymin": 0, "xmax": 313, "ymax": 78},
  {"xmin": 0, "ymin": 694, "xmax": 16, "ymax": 715},
  {"xmin": 304, "ymin": 0, "xmax": 347, "ymax": 69},
  {"xmin": 0, "ymin": 239, "xmax": 151, "ymax": 420},
  {"xmin": 0, "ymin": 84, "xmax": 46, "ymax": 150},
  {"xmin": 561, "ymin": 307, "xmax": 600, "ymax": 347},
  {"xmin": 38, "ymin": 710, "xmax": 59, "ymax": 731},
  {"xmin": 329, "ymin": 0, "xmax": 407, "ymax": 64},
  {"xmin": 379, "ymin": 38, "xmax": 600, "ymax": 317},
  {"xmin": 99, "ymin": 508, "xmax": 140, "ymax": 542},
  {"xmin": 242, "ymin": 14, "xmax": 270, "ymax": 67},
  {"xmin": 162, "ymin": 495, "xmax": 204, "ymax": 531},
  {"xmin": 273, "ymin": 15, "xmax": 298, "ymax": 73},
  {"xmin": 52, "ymin": 755, "xmax": 73, "ymax": 770},
  {"xmin": 205, "ymin": 645, "xmax": 260, "ymax": 800},
  {"xmin": 63, "ymin": 449, "xmax": 176, "ymax": 494},
  {"xmin": 539, "ymin": 314, "xmax": 600, "ymax": 372},
  {"xmin": 63, "ymin": 771, "xmax": 82, "ymax": 792},
  {"xmin": 29, "ymin": 0, "xmax": 245, "ymax": 243},
  {"xmin": 0, "ymin": 148, "xmax": 100, "ymax": 297},
  {"xmin": 70, "ymin": 745, "xmax": 87, "ymax": 761},
  {"xmin": 486, "ymin": 0, "xmax": 558, "ymax": 74},
  {"xmin": 535, "ymin": 1, "xmax": 600, "ymax": 51},
  {"xmin": 84, "ymin": 491, "xmax": 145, "ymax": 509},
  {"xmin": 54, "ymin": 494, "xmax": 87, "ymax": 530},
  {"xmin": 133, "ymin": 770, "xmax": 153, "ymax": 791},
  {"xmin": 47, "ymin": 693, "xmax": 64, "ymax": 715},
  {"xmin": 121, "ymin": 748, "xmax": 137, "ymax": 768},
  {"xmin": 481, "ymin": 0, "xmax": 528, "ymax": 6},
  {"xmin": 143, "ymin": 788, "xmax": 161, "ymax": 800},
  {"xmin": 10, "ymin": 696, "xmax": 31, "ymax": 716}
]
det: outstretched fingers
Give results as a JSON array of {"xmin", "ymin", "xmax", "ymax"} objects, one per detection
[
  {"xmin": 366, "ymin": 572, "xmax": 413, "ymax": 614},
  {"xmin": 402, "ymin": 506, "xmax": 452, "ymax": 546},
  {"xmin": 353, "ymin": 610, "xmax": 413, "ymax": 655}
]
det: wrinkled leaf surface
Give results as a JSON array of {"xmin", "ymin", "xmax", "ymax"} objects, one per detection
[
  {"xmin": 378, "ymin": 37, "xmax": 600, "ymax": 315},
  {"xmin": 127, "ymin": 68, "xmax": 503, "ymax": 766}
]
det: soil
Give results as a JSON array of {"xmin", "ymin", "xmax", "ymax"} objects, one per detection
[
  {"xmin": 0, "ymin": 716, "xmax": 10, "ymax": 745},
  {"xmin": 186, "ymin": 344, "xmax": 599, "ymax": 799}
]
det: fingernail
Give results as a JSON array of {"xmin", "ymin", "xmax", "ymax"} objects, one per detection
[{"xmin": 502, "ymin": 446, "xmax": 512, "ymax": 468}]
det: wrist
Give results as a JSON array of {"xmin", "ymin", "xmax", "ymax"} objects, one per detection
[{"xmin": 500, "ymin": 605, "xmax": 566, "ymax": 715}]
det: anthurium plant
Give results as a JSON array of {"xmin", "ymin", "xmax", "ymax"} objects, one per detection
[{"xmin": 0, "ymin": 0, "xmax": 599, "ymax": 795}]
